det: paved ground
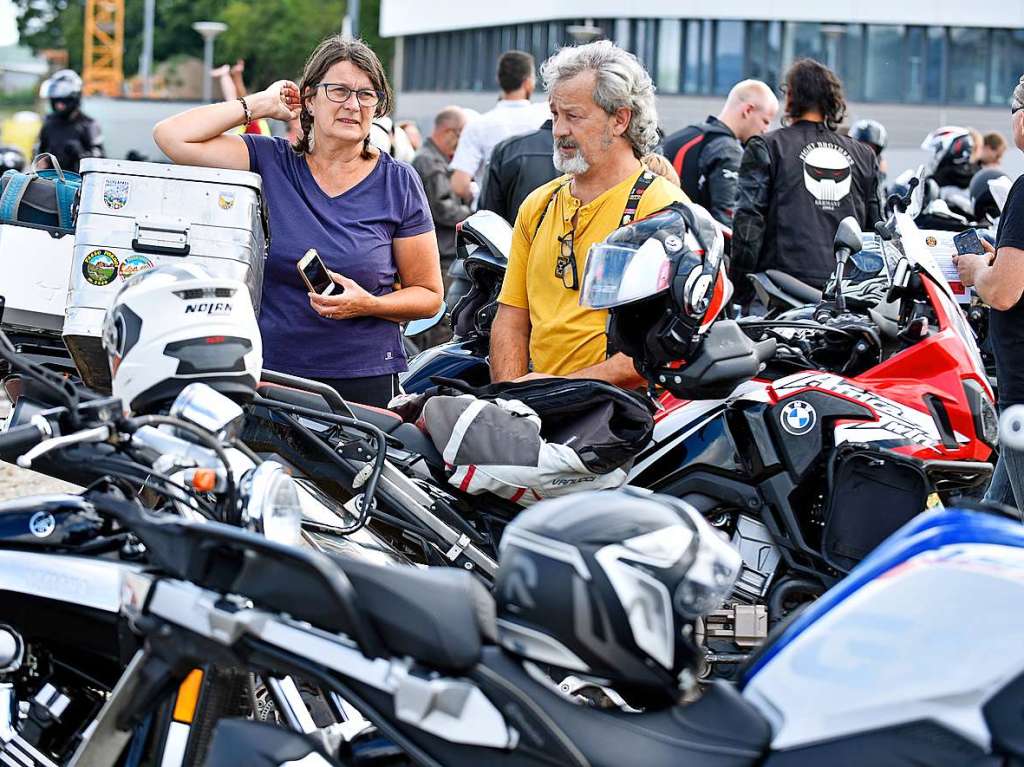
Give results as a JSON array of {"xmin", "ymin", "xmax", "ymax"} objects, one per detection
[{"xmin": 0, "ymin": 395, "xmax": 80, "ymax": 502}]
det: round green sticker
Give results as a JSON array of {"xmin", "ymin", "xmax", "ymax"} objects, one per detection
[{"xmin": 82, "ymin": 249, "xmax": 120, "ymax": 286}]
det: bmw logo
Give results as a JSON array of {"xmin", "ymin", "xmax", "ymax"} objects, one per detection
[
  {"xmin": 780, "ymin": 400, "xmax": 816, "ymax": 436},
  {"xmin": 29, "ymin": 511, "xmax": 56, "ymax": 538}
]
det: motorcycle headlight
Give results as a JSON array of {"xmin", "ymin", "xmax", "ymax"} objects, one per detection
[{"xmin": 240, "ymin": 462, "xmax": 302, "ymax": 546}]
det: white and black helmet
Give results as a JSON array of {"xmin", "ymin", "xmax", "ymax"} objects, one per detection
[
  {"xmin": 495, "ymin": 488, "xmax": 741, "ymax": 702},
  {"xmin": 101, "ymin": 264, "xmax": 262, "ymax": 414}
]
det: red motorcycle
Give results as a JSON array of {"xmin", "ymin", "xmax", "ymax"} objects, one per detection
[{"xmin": 620, "ymin": 212, "xmax": 994, "ymax": 676}]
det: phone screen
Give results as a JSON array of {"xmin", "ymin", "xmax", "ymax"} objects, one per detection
[
  {"xmin": 302, "ymin": 254, "xmax": 333, "ymax": 293},
  {"xmin": 953, "ymin": 229, "xmax": 985, "ymax": 256}
]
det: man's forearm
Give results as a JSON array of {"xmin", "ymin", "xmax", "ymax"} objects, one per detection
[
  {"xmin": 490, "ymin": 325, "xmax": 530, "ymax": 382},
  {"xmin": 566, "ymin": 353, "xmax": 645, "ymax": 388},
  {"xmin": 975, "ymin": 263, "xmax": 1024, "ymax": 311}
]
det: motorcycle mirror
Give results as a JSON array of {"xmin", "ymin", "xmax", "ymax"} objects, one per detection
[
  {"xmin": 405, "ymin": 301, "xmax": 448, "ymax": 337},
  {"xmin": 833, "ymin": 217, "xmax": 863, "ymax": 260}
]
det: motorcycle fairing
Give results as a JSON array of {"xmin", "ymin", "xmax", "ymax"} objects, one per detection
[
  {"xmin": 743, "ymin": 508, "xmax": 1024, "ymax": 752},
  {"xmin": 770, "ymin": 372, "xmax": 957, "ymax": 455}
]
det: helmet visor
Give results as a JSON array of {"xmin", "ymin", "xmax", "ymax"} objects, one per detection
[{"xmin": 579, "ymin": 239, "xmax": 672, "ymax": 310}]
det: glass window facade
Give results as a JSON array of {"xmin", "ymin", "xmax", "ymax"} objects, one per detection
[
  {"xmin": 864, "ymin": 25, "xmax": 904, "ymax": 102},
  {"xmin": 400, "ymin": 17, "xmax": 1024, "ymax": 106},
  {"xmin": 948, "ymin": 27, "xmax": 990, "ymax": 105},
  {"xmin": 713, "ymin": 21, "xmax": 745, "ymax": 95}
]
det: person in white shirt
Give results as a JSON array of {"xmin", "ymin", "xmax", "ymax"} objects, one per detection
[{"xmin": 450, "ymin": 50, "xmax": 548, "ymax": 202}]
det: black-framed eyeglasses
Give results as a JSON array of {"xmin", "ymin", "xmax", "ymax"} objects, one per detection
[
  {"xmin": 317, "ymin": 83, "xmax": 382, "ymax": 107},
  {"xmin": 1013, "ymin": 104, "xmax": 1024, "ymax": 115},
  {"xmin": 555, "ymin": 230, "xmax": 579, "ymax": 290}
]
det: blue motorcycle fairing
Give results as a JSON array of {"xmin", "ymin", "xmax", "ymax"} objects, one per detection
[
  {"xmin": 400, "ymin": 342, "xmax": 491, "ymax": 394},
  {"xmin": 742, "ymin": 506, "xmax": 1024, "ymax": 684}
]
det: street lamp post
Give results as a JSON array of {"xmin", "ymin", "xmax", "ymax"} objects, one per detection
[{"xmin": 192, "ymin": 21, "xmax": 228, "ymax": 103}]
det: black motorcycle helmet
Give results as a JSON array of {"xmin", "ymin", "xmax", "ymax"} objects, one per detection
[
  {"xmin": 40, "ymin": 69, "xmax": 83, "ymax": 117},
  {"xmin": 0, "ymin": 146, "xmax": 25, "ymax": 174},
  {"xmin": 580, "ymin": 202, "xmax": 730, "ymax": 387},
  {"xmin": 969, "ymin": 167, "xmax": 1009, "ymax": 222},
  {"xmin": 495, "ymin": 488, "xmax": 741, "ymax": 703},
  {"xmin": 922, "ymin": 126, "xmax": 976, "ymax": 189},
  {"xmin": 850, "ymin": 119, "xmax": 887, "ymax": 156},
  {"xmin": 450, "ymin": 211, "xmax": 510, "ymax": 339}
]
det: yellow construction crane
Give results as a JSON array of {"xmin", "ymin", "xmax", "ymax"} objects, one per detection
[{"xmin": 82, "ymin": 0, "xmax": 125, "ymax": 96}]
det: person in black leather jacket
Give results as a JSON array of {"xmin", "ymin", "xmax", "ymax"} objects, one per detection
[
  {"xmin": 36, "ymin": 69, "xmax": 104, "ymax": 173},
  {"xmin": 731, "ymin": 59, "xmax": 882, "ymax": 305},
  {"xmin": 661, "ymin": 80, "xmax": 777, "ymax": 227},
  {"xmin": 479, "ymin": 119, "xmax": 558, "ymax": 225}
]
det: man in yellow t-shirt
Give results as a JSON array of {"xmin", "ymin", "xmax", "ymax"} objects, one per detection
[{"xmin": 492, "ymin": 41, "xmax": 687, "ymax": 386}]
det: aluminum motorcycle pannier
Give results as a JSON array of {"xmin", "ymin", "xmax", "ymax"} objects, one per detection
[{"xmin": 65, "ymin": 158, "xmax": 268, "ymax": 389}]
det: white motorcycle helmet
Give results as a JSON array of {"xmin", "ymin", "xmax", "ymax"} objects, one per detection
[{"xmin": 101, "ymin": 263, "xmax": 262, "ymax": 414}]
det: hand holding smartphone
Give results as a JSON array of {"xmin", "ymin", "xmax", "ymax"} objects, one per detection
[
  {"xmin": 297, "ymin": 248, "xmax": 341, "ymax": 296},
  {"xmin": 953, "ymin": 229, "xmax": 985, "ymax": 257}
]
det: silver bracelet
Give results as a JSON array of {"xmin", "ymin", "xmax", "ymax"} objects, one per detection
[{"xmin": 238, "ymin": 97, "xmax": 252, "ymax": 125}]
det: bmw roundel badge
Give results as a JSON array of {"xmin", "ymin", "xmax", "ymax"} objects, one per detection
[{"xmin": 780, "ymin": 400, "xmax": 816, "ymax": 436}]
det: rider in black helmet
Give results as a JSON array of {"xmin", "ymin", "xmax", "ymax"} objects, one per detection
[
  {"xmin": 850, "ymin": 118, "xmax": 888, "ymax": 184},
  {"xmin": 36, "ymin": 70, "xmax": 104, "ymax": 173}
]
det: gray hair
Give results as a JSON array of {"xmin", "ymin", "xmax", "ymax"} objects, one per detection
[{"xmin": 540, "ymin": 40, "xmax": 659, "ymax": 158}]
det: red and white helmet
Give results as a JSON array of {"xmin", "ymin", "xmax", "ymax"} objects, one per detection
[
  {"xmin": 921, "ymin": 126, "xmax": 976, "ymax": 188},
  {"xmin": 580, "ymin": 202, "xmax": 731, "ymax": 379}
]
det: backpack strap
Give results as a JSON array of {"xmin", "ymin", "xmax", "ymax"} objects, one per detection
[
  {"xmin": 532, "ymin": 180, "xmax": 571, "ymax": 239},
  {"xmin": 0, "ymin": 173, "xmax": 31, "ymax": 225},
  {"xmin": 53, "ymin": 179, "xmax": 78, "ymax": 230},
  {"xmin": 671, "ymin": 131, "xmax": 706, "ymax": 177},
  {"xmin": 619, "ymin": 169, "xmax": 656, "ymax": 227}
]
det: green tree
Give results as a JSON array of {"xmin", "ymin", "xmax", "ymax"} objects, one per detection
[{"xmin": 14, "ymin": 0, "xmax": 395, "ymax": 86}]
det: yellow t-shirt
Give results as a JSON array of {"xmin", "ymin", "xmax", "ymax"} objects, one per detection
[{"xmin": 498, "ymin": 168, "xmax": 688, "ymax": 375}]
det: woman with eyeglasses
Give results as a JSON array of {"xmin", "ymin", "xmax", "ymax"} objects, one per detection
[{"xmin": 154, "ymin": 36, "xmax": 441, "ymax": 408}]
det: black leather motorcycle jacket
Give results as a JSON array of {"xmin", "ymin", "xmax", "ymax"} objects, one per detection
[
  {"xmin": 37, "ymin": 110, "xmax": 104, "ymax": 173},
  {"xmin": 732, "ymin": 120, "xmax": 883, "ymax": 292}
]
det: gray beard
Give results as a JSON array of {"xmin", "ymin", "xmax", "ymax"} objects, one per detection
[{"xmin": 553, "ymin": 147, "xmax": 590, "ymax": 175}]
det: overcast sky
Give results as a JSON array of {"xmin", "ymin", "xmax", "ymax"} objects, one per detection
[{"xmin": 1, "ymin": 0, "xmax": 18, "ymax": 47}]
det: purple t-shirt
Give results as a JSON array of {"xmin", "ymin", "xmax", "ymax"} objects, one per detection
[{"xmin": 242, "ymin": 135, "xmax": 434, "ymax": 378}]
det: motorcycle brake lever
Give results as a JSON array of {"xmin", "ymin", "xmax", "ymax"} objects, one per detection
[{"xmin": 17, "ymin": 424, "xmax": 113, "ymax": 469}]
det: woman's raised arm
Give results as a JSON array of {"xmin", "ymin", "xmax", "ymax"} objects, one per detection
[{"xmin": 153, "ymin": 79, "xmax": 300, "ymax": 169}]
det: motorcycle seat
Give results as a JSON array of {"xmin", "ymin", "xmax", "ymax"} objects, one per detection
[
  {"xmin": 391, "ymin": 422, "xmax": 446, "ymax": 468},
  {"xmin": 478, "ymin": 648, "xmax": 770, "ymax": 767},
  {"xmin": 329, "ymin": 554, "xmax": 495, "ymax": 673},
  {"xmin": 346, "ymin": 402, "xmax": 405, "ymax": 435},
  {"xmin": 764, "ymin": 269, "xmax": 823, "ymax": 305}
]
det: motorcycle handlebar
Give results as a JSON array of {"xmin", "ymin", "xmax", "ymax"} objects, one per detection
[{"xmin": 0, "ymin": 421, "xmax": 49, "ymax": 461}]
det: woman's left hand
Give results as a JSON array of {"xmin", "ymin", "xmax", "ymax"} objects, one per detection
[{"xmin": 309, "ymin": 270, "xmax": 377, "ymax": 320}]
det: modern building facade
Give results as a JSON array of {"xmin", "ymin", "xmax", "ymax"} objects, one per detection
[{"xmin": 380, "ymin": 2, "xmax": 1024, "ymax": 109}]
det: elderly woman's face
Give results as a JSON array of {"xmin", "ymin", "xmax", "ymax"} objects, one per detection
[{"xmin": 307, "ymin": 60, "xmax": 377, "ymax": 149}]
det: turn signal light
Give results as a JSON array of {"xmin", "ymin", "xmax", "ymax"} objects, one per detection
[{"xmin": 191, "ymin": 469, "xmax": 218, "ymax": 493}]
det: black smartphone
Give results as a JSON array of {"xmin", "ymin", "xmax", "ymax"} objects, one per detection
[
  {"xmin": 297, "ymin": 248, "xmax": 338, "ymax": 296},
  {"xmin": 953, "ymin": 229, "xmax": 985, "ymax": 257}
]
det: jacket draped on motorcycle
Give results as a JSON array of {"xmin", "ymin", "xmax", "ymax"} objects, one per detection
[{"xmin": 420, "ymin": 378, "xmax": 654, "ymax": 506}]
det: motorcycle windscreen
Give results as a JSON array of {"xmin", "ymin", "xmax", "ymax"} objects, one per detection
[
  {"xmin": 895, "ymin": 213, "xmax": 988, "ymax": 379},
  {"xmin": 579, "ymin": 240, "xmax": 672, "ymax": 309}
]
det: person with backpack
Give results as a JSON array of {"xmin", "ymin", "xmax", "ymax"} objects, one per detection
[
  {"xmin": 661, "ymin": 80, "xmax": 777, "ymax": 227},
  {"xmin": 490, "ymin": 41, "xmax": 686, "ymax": 385}
]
